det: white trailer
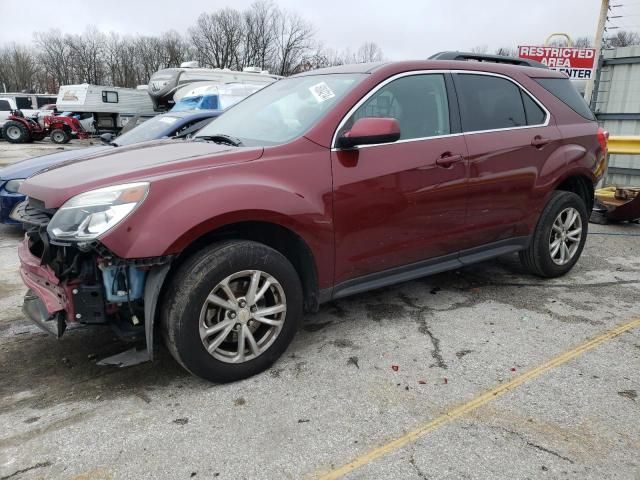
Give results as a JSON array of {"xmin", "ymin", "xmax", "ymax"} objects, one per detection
[{"xmin": 56, "ymin": 84, "xmax": 156, "ymax": 133}]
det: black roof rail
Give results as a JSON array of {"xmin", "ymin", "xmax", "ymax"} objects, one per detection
[{"xmin": 429, "ymin": 51, "xmax": 547, "ymax": 69}]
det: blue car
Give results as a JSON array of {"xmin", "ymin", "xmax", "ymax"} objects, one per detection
[{"xmin": 0, "ymin": 110, "xmax": 222, "ymax": 224}]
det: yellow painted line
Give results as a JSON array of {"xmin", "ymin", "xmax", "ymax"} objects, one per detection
[{"xmin": 314, "ymin": 317, "xmax": 640, "ymax": 480}]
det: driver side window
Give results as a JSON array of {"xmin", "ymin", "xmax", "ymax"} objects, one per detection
[{"xmin": 340, "ymin": 74, "xmax": 451, "ymax": 141}]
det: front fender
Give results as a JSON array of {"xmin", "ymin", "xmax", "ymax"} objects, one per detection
[{"xmin": 99, "ymin": 145, "xmax": 334, "ymax": 285}]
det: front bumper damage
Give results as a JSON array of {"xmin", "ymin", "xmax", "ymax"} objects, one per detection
[
  {"xmin": 18, "ymin": 240, "xmax": 69, "ymax": 337},
  {"xmin": 16, "ymin": 199, "xmax": 173, "ymax": 366}
]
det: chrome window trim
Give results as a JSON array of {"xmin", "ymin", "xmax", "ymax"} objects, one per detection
[{"xmin": 331, "ymin": 69, "xmax": 551, "ymax": 151}]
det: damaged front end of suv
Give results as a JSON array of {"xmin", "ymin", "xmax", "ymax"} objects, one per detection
[{"xmin": 15, "ymin": 182, "xmax": 172, "ymax": 365}]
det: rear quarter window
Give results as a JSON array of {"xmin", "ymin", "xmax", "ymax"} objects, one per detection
[{"xmin": 534, "ymin": 78, "xmax": 595, "ymax": 120}]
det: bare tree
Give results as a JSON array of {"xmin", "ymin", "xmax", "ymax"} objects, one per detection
[
  {"xmin": 66, "ymin": 28, "xmax": 107, "ymax": 84},
  {"xmin": 0, "ymin": 44, "xmax": 39, "ymax": 92},
  {"xmin": 34, "ymin": 30, "xmax": 75, "ymax": 88},
  {"xmin": 356, "ymin": 42, "xmax": 383, "ymax": 63},
  {"xmin": 470, "ymin": 45, "xmax": 489, "ymax": 54},
  {"xmin": 242, "ymin": 1, "xmax": 278, "ymax": 69},
  {"xmin": 495, "ymin": 47, "xmax": 516, "ymax": 57},
  {"xmin": 190, "ymin": 9, "xmax": 245, "ymax": 69},
  {"xmin": 273, "ymin": 10, "xmax": 314, "ymax": 75},
  {"xmin": 606, "ymin": 30, "xmax": 640, "ymax": 47}
]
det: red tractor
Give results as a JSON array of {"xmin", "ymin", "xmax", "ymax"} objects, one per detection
[{"xmin": 2, "ymin": 110, "xmax": 90, "ymax": 144}]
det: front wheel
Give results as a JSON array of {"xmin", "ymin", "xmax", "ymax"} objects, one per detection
[
  {"xmin": 519, "ymin": 191, "xmax": 588, "ymax": 278},
  {"xmin": 50, "ymin": 129, "xmax": 70, "ymax": 144},
  {"xmin": 161, "ymin": 240, "xmax": 303, "ymax": 383}
]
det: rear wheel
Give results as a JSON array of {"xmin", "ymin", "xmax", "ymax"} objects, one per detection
[
  {"xmin": 50, "ymin": 129, "xmax": 70, "ymax": 144},
  {"xmin": 519, "ymin": 191, "xmax": 588, "ymax": 278},
  {"xmin": 2, "ymin": 121, "xmax": 30, "ymax": 143},
  {"xmin": 162, "ymin": 240, "xmax": 303, "ymax": 383}
]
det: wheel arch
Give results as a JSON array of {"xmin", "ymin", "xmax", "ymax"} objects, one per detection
[
  {"xmin": 168, "ymin": 220, "xmax": 322, "ymax": 313},
  {"xmin": 554, "ymin": 173, "xmax": 595, "ymax": 212}
]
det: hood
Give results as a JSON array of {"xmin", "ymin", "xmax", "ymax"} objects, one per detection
[
  {"xmin": 0, "ymin": 146, "xmax": 110, "ymax": 180},
  {"xmin": 21, "ymin": 139, "xmax": 264, "ymax": 208}
]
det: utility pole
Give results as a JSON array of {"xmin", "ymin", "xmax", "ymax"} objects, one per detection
[{"xmin": 585, "ymin": 0, "xmax": 610, "ymax": 104}]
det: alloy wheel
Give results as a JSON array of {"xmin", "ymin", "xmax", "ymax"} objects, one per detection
[
  {"xmin": 199, "ymin": 270, "xmax": 287, "ymax": 363},
  {"xmin": 549, "ymin": 207, "xmax": 582, "ymax": 265}
]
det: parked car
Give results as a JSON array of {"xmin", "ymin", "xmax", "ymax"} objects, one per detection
[
  {"xmin": 15, "ymin": 57, "xmax": 607, "ymax": 383},
  {"xmin": 0, "ymin": 110, "xmax": 221, "ymax": 224}
]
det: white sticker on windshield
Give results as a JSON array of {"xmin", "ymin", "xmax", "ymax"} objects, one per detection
[{"xmin": 309, "ymin": 82, "xmax": 335, "ymax": 103}]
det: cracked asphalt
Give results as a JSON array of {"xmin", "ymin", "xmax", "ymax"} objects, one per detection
[{"xmin": 1, "ymin": 148, "xmax": 639, "ymax": 480}]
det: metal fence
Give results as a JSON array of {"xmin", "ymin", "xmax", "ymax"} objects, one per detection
[{"xmin": 593, "ymin": 46, "xmax": 640, "ymax": 186}]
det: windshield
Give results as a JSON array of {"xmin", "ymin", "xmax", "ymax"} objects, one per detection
[
  {"xmin": 195, "ymin": 73, "xmax": 365, "ymax": 146},
  {"xmin": 172, "ymin": 95, "xmax": 219, "ymax": 112},
  {"xmin": 114, "ymin": 115, "xmax": 180, "ymax": 146}
]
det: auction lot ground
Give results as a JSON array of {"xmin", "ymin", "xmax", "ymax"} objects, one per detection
[{"xmin": 0, "ymin": 142, "xmax": 639, "ymax": 480}]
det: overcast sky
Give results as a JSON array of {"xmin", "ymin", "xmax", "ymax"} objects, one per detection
[{"xmin": 0, "ymin": 1, "xmax": 629, "ymax": 58}]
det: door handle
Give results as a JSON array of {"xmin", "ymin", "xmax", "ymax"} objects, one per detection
[
  {"xmin": 531, "ymin": 135, "xmax": 551, "ymax": 148},
  {"xmin": 435, "ymin": 152, "xmax": 464, "ymax": 168}
]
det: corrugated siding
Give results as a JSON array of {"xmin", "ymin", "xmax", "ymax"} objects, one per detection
[{"xmin": 597, "ymin": 47, "xmax": 640, "ymax": 186}]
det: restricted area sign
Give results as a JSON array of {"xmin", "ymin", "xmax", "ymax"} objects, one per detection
[{"xmin": 517, "ymin": 46, "xmax": 596, "ymax": 79}]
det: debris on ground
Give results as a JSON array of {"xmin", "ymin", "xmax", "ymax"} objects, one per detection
[
  {"xmin": 418, "ymin": 380, "xmax": 427, "ymax": 384},
  {"xmin": 618, "ymin": 389, "xmax": 637, "ymax": 401},
  {"xmin": 234, "ymin": 397, "xmax": 246, "ymax": 406},
  {"xmin": 173, "ymin": 418, "xmax": 189, "ymax": 425},
  {"xmin": 430, "ymin": 287, "xmax": 441, "ymax": 295},
  {"xmin": 298, "ymin": 419, "xmax": 310, "ymax": 423},
  {"xmin": 391, "ymin": 365, "xmax": 399, "ymax": 372},
  {"xmin": 347, "ymin": 356, "xmax": 359, "ymax": 369}
]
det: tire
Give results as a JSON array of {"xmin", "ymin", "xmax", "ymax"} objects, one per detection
[
  {"xmin": 50, "ymin": 129, "xmax": 70, "ymax": 144},
  {"xmin": 2, "ymin": 121, "xmax": 30, "ymax": 143},
  {"xmin": 161, "ymin": 240, "xmax": 303, "ymax": 383},
  {"xmin": 519, "ymin": 191, "xmax": 588, "ymax": 278}
]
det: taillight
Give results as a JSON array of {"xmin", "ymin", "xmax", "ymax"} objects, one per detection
[{"xmin": 597, "ymin": 127, "xmax": 609, "ymax": 153}]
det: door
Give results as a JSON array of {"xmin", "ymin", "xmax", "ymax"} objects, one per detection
[
  {"xmin": 332, "ymin": 73, "xmax": 469, "ymax": 284},
  {"xmin": 453, "ymin": 72, "xmax": 564, "ymax": 249}
]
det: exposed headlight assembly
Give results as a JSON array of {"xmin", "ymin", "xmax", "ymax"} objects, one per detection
[
  {"xmin": 47, "ymin": 182, "xmax": 149, "ymax": 242},
  {"xmin": 4, "ymin": 179, "xmax": 24, "ymax": 193}
]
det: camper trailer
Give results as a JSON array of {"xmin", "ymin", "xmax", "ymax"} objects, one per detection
[
  {"xmin": 148, "ymin": 62, "xmax": 280, "ymax": 111},
  {"xmin": 56, "ymin": 84, "xmax": 156, "ymax": 133}
]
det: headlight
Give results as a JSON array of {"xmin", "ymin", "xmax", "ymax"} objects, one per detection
[
  {"xmin": 47, "ymin": 182, "xmax": 149, "ymax": 242},
  {"xmin": 4, "ymin": 179, "xmax": 24, "ymax": 193}
]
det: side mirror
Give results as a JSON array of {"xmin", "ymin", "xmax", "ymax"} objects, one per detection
[
  {"xmin": 100, "ymin": 132, "xmax": 114, "ymax": 144},
  {"xmin": 337, "ymin": 117, "xmax": 401, "ymax": 149}
]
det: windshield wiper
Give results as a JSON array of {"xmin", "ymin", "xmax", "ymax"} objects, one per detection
[{"xmin": 196, "ymin": 133, "xmax": 243, "ymax": 147}]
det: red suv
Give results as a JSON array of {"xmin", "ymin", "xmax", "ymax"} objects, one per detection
[{"xmin": 16, "ymin": 57, "xmax": 608, "ymax": 382}]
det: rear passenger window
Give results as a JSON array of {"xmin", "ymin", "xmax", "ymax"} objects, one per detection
[
  {"xmin": 0, "ymin": 100, "xmax": 10, "ymax": 111},
  {"xmin": 455, "ymin": 74, "xmax": 526, "ymax": 132},
  {"xmin": 341, "ymin": 74, "xmax": 450, "ymax": 141},
  {"xmin": 521, "ymin": 92, "xmax": 546, "ymax": 125}
]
